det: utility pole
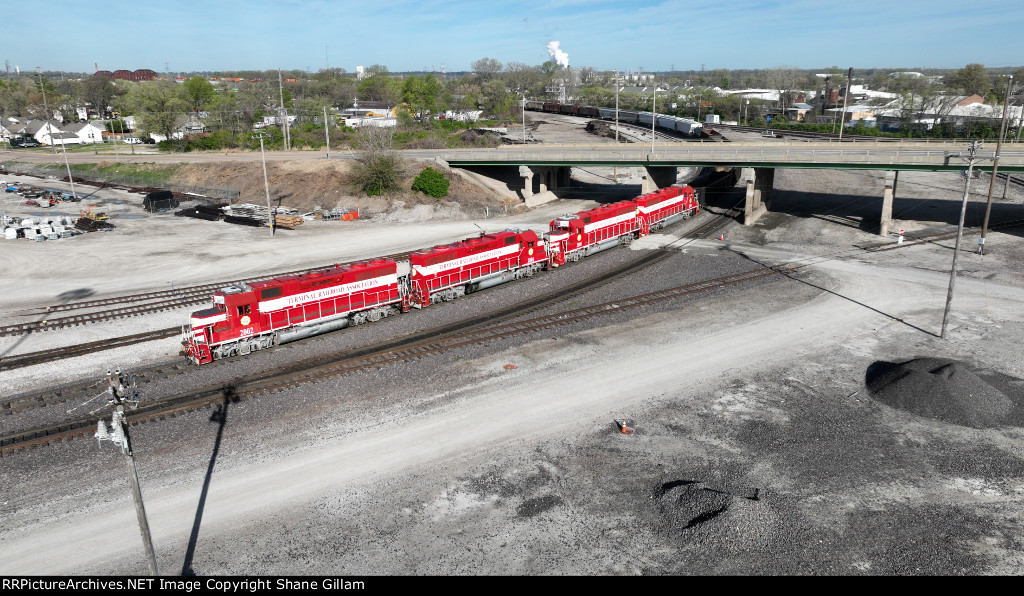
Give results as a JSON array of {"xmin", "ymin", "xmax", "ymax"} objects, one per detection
[
  {"xmin": 941, "ymin": 141, "xmax": 985, "ymax": 339},
  {"xmin": 93, "ymin": 368, "xmax": 160, "ymax": 575},
  {"xmin": 253, "ymin": 132, "xmax": 274, "ymax": 236},
  {"xmin": 323, "ymin": 106, "xmax": 330, "ymax": 159},
  {"xmin": 521, "ymin": 95, "xmax": 527, "ymax": 144},
  {"xmin": 36, "ymin": 68, "xmax": 58, "ymax": 158},
  {"xmin": 1002, "ymin": 82, "xmax": 1024, "ymax": 201},
  {"xmin": 614, "ymin": 69, "xmax": 620, "ymax": 144},
  {"xmin": 980, "ymin": 74, "xmax": 1013, "ymax": 254},
  {"xmin": 37, "ymin": 68, "xmax": 78, "ymax": 199},
  {"xmin": 698, "ymin": 64, "xmax": 705, "ymax": 122},
  {"xmin": 651, "ymin": 87, "xmax": 657, "ymax": 154},
  {"xmin": 278, "ymin": 70, "xmax": 289, "ymax": 151},
  {"xmin": 838, "ymin": 67, "xmax": 853, "ymax": 140}
]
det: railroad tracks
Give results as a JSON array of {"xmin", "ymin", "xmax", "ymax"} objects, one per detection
[
  {"xmin": 858, "ymin": 218, "xmax": 1024, "ymax": 252},
  {"xmin": 0, "ymin": 256, "xmax": 418, "ymax": 338},
  {"xmin": 0, "ymin": 261, "xmax": 794, "ymax": 456}
]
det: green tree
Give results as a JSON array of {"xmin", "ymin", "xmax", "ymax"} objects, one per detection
[
  {"xmin": 471, "ymin": 57, "xmax": 503, "ymax": 82},
  {"xmin": 80, "ymin": 76, "xmax": 117, "ymax": 118},
  {"xmin": 125, "ymin": 80, "xmax": 186, "ymax": 141},
  {"xmin": 402, "ymin": 74, "xmax": 443, "ymax": 123},
  {"xmin": 480, "ymin": 79, "xmax": 511, "ymax": 118},
  {"xmin": 945, "ymin": 63, "xmax": 990, "ymax": 96},
  {"xmin": 182, "ymin": 76, "xmax": 216, "ymax": 115},
  {"xmin": 350, "ymin": 126, "xmax": 404, "ymax": 196},
  {"xmin": 357, "ymin": 65, "xmax": 401, "ymax": 103}
]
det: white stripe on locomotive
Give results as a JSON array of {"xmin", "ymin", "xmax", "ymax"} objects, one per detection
[
  {"xmin": 412, "ymin": 243, "xmax": 522, "ymax": 276},
  {"xmin": 258, "ymin": 273, "xmax": 399, "ymax": 312}
]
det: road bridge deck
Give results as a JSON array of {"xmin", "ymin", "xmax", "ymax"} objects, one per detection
[{"xmin": 440, "ymin": 141, "xmax": 1024, "ymax": 173}]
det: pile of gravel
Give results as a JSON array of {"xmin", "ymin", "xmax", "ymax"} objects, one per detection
[
  {"xmin": 866, "ymin": 358, "xmax": 1023, "ymax": 428},
  {"xmin": 656, "ymin": 480, "xmax": 759, "ymax": 532}
]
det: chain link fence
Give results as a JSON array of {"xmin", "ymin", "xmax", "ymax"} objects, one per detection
[{"xmin": 0, "ymin": 161, "xmax": 240, "ymax": 201}]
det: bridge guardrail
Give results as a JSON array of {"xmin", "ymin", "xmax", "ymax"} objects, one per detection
[{"xmin": 439, "ymin": 143, "xmax": 1024, "ymax": 169}]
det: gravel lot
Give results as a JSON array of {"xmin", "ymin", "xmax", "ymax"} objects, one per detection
[{"xmin": 1, "ymin": 125, "xmax": 1023, "ymax": 576}]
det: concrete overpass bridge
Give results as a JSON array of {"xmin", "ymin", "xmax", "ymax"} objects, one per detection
[{"xmin": 436, "ymin": 141, "xmax": 1024, "ymax": 236}]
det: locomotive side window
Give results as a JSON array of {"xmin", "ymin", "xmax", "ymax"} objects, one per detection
[
  {"xmin": 236, "ymin": 305, "xmax": 251, "ymax": 316},
  {"xmin": 261, "ymin": 287, "xmax": 281, "ymax": 300}
]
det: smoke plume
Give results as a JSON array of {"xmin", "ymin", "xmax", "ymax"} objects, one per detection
[{"xmin": 546, "ymin": 41, "xmax": 569, "ymax": 68}]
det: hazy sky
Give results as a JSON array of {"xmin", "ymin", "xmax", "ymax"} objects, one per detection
[{"xmin": 14, "ymin": 0, "xmax": 1024, "ymax": 74}]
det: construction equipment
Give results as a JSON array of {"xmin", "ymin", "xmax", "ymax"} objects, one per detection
[{"xmin": 81, "ymin": 206, "xmax": 109, "ymax": 221}]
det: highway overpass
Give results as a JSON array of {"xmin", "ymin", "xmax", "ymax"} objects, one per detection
[{"xmin": 437, "ymin": 141, "xmax": 1024, "ymax": 235}]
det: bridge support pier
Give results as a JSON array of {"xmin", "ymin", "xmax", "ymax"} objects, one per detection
[
  {"xmin": 520, "ymin": 165, "xmax": 571, "ymax": 206},
  {"xmin": 641, "ymin": 166, "xmax": 677, "ymax": 194},
  {"xmin": 519, "ymin": 166, "xmax": 534, "ymax": 202},
  {"xmin": 742, "ymin": 167, "xmax": 774, "ymax": 225},
  {"xmin": 880, "ymin": 171, "xmax": 896, "ymax": 237}
]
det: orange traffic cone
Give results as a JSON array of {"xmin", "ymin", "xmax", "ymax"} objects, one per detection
[{"xmin": 719, "ymin": 233, "xmax": 725, "ymax": 241}]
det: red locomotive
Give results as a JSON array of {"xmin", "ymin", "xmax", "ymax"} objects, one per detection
[
  {"xmin": 408, "ymin": 229, "xmax": 547, "ymax": 307},
  {"xmin": 634, "ymin": 185, "xmax": 698, "ymax": 234},
  {"xmin": 183, "ymin": 259, "xmax": 402, "ymax": 364},
  {"xmin": 182, "ymin": 186, "xmax": 698, "ymax": 364}
]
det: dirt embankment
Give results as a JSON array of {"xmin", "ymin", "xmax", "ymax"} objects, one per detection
[{"xmin": 170, "ymin": 158, "xmax": 522, "ymax": 222}]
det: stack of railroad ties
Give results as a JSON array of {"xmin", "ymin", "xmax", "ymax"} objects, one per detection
[{"xmin": 181, "ymin": 185, "xmax": 699, "ymax": 365}]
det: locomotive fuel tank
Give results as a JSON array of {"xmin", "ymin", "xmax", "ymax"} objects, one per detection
[{"xmin": 276, "ymin": 314, "xmax": 350, "ymax": 345}]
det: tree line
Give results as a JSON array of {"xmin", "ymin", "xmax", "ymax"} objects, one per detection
[{"xmin": 1, "ymin": 61, "xmax": 1020, "ymax": 147}]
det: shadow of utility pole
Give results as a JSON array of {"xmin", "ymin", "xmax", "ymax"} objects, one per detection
[{"xmin": 181, "ymin": 385, "xmax": 238, "ymax": 576}]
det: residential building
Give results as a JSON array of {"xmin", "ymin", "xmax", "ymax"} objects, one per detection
[{"xmin": 63, "ymin": 121, "xmax": 106, "ymax": 144}]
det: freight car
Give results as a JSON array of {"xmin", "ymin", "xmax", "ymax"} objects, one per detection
[
  {"xmin": 523, "ymin": 101, "xmax": 705, "ymax": 136},
  {"xmin": 183, "ymin": 186, "xmax": 699, "ymax": 364}
]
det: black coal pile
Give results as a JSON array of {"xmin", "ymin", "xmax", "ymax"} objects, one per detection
[
  {"xmin": 656, "ymin": 480, "xmax": 758, "ymax": 531},
  {"xmin": 866, "ymin": 358, "xmax": 1024, "ymax": 428},
  {"xmin": 585, "ymin": 120, "xmax": 615, "ymax": 139},
  {"xmin": 74, "ymin": 217, "xmax": 115, "ymax": 231}
]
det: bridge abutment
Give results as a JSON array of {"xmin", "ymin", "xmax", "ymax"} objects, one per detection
[
  {"xmin": 641, "ymin": 166, "xmax": 678, "ymax": 194},
  {"xmin": 742, "ymin": 167, "xmax": 774, "ymax": 225}
]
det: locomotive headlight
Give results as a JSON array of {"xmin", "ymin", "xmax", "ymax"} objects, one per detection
[
  {"xmin": 240, "ymin": 315, "xmax": 251, "ymax": 326},
  {"xmin": 528, "ymin": 248, "xmax": 534, "ymax": 256},
  {"xmin": 576, "ymin": 234, "xmax": 582, "ymax": 242}
]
